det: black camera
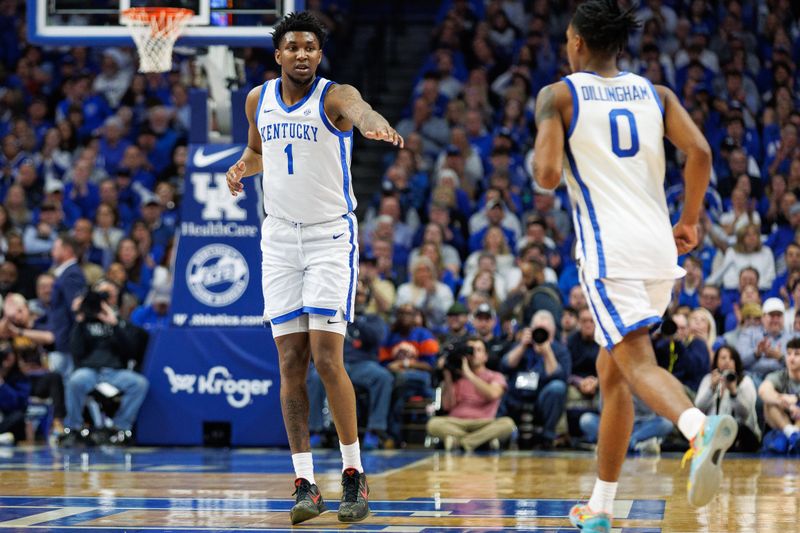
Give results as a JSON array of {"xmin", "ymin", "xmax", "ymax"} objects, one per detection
[
  {"xmin": 531, "ymin": 327, "xmax": 549, "ymax": 344},
  {"xmin": 79, "ymin": 290, "xmax": 109, "ymax": 320},
  {"xmin": 442, "ymin": 341, "xmax": 474, "ymax": 379},
  {"xmin": 661, "ymin": 317, "xmax": 678, "ymax": 336},
  {"xmin": 722, "ymin": 370, "xmax": 737, "ymax": 383}
]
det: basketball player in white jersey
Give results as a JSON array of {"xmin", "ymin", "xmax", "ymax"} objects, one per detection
[
  {"xmin": 225, "ymin": 12, "xmax": 402, "ymax": 525},
  {"xmin": 533, "ymin": 2, "xmax": 736, "ymax": 532}
]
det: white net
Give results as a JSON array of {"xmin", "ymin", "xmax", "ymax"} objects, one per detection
[{"xmin": 121, "ymin": 8, "xmax": 194, "ymax": 73}]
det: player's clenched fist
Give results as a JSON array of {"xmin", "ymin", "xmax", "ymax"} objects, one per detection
[{"xmin": 227, "ymin": 160, "xmax": 246, "ymax": 196}]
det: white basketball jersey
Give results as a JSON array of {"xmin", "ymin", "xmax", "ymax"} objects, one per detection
[
  {"xmin": 562, "ymin": 71, "xmax": 684, "ymax": 280},
  {"xmin": 256, "ymin": 76, "xmax": 357, "ymax": 224}
]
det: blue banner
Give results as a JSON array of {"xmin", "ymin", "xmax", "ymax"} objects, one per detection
[
  {"xmin": 170, "ymin": 144, "xmax": 265, "ymax": 327},
  {"xmin": 137, "ymin": 328, "xmax": 287, "ymax": 446}
]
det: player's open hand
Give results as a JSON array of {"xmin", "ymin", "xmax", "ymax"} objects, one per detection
[
  {"xmin": 226, "ymin": 160, "xmax": 246, "ymax": 197},
  {"xmin": 673, "ymin": 221, "xmax": 698, "ymax": 255},
  {"xmin": 363, "ymin": 125, "xmax": 404, "ymax": 148}
]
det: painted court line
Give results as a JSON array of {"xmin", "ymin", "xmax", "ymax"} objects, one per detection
[{"xmin": 0, "ymin": 507, "xmax": 96, "ymax": 526}]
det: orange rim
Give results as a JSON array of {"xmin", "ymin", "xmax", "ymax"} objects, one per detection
[{"xmin": 121, "ymin": 7, "xmax": 194, "ymax": 25}]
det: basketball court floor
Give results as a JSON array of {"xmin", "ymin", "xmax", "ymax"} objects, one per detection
[{"xmin": 0, "ymin": 446, "xmax": 796, "ymax": 532}]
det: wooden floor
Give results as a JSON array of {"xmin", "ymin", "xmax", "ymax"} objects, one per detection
[{"xmin": 0, "ymin": 446, "xmax": 796, "ymax": 532}]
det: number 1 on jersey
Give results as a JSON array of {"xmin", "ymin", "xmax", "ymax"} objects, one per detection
[
  {"xmin": 284, "ymin": 144, "xmax": 294, "ymax": 174},
  {"xmin": 609, "ymin": 109, "xmax": 639, "ymax": 158}
]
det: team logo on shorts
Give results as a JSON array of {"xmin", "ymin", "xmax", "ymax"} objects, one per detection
[{"xmin": 186, "ymin": 244, "xmax": 249, "ymax": 307}]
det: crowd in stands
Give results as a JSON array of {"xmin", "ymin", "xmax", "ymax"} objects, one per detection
[
  {"xmin": 344, "ymin": 0, "xmax": 800, "ymax": 454},
  {"xmin": 1, "ymin": 0, "xmax": 800, "ymax": 455}
]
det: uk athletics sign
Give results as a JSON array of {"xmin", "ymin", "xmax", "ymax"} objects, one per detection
[{"xmin": 170, "ymin": 145, "xmax": 264, "ymax": 327}]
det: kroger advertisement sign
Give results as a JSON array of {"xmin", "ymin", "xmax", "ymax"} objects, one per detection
[
  {"xmin": 170, "ymin": 145, "xmax": 264, "ymax": 327},
  {"xmin": 138, "ymin": 328, "xmax": 286, "ymax": 446}
]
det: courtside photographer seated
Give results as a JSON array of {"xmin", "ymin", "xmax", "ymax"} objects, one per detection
[
  {"xmin": 427, "ymin": 337, "xmax": 515, "ymax": 452},
  {"xmin": 695, "ymin": 346, "xmax": 761, "ymax": 452},
  {"xmin": 60, "ymin": 285, "xmax": 149, "ymax": 446},
  {"xmin": 500, "ymin": 310, "xmax": 570, "ymax": 448}
]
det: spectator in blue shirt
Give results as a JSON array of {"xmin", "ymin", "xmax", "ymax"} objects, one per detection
[
  {"xmin": 130, "ymin": 286, "xmax": 170, "ymax": 332},
  {"xmin": 0, "ymin": 346, "xmax": 30, "ymax": 444}
]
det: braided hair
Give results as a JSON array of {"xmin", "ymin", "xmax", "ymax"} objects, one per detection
[{"xmin": 571, "ymin": 0, "xmax": 641, "ymax": 56}]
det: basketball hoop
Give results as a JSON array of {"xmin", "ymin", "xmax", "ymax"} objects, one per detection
[{"xmin": 121, "ymin": 7, "xmax": 194, "ymax": 73}]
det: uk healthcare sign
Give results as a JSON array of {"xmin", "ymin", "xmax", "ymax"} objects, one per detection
[{"xmin": 170, "ymin": 144, "xmax": 265, "ymax": 327}]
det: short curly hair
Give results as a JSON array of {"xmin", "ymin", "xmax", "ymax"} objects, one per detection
[{"xmin": 271, "ymin": 11, "xmax": 327, "ymax": 49}]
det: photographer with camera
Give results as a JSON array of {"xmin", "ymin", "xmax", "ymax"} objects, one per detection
[
  {"xmin": 60, "ymin": 284, "xmax": 149, "ymax": 446},
  {"xmin": 500, "ymin": 309, "xmax": 570, "ymax": 448},
  {"xmin": 427, "ymin": 337, "xmax": 515, "ymax": 452},
  {"xmin": 695, "ymin": 346, "xmax": 761, "ymax": 452},
  {"xmin": 654, "ymin": 313, "xmax": 710, "ymax": 394}
]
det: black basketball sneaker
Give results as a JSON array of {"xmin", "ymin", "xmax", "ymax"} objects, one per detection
[
  {"xmin": 290, "ymin": 478, "xmax": 326, "ymax": 525},
  {"xmin": 337, "ymin": 468, "xmax": 370, "ymax": 522}
]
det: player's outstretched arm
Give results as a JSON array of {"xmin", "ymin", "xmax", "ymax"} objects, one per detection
[
  {"xmin": 532, "ymin": 82, "xmax": 569, "ymax": 190},
  {"xmin": 326, "ymin": 84, "xmax": 404, "ymax": 147},
  {"xmin": 227, "ymin": 85, "xmax": 264, "ymax": 197},
  {"xmin": 658, "ymin": 85, "xmax": 712, "ymax": 253}
]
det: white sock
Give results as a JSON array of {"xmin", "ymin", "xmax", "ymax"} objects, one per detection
[
  {"xmin": 782, "ymin": 425, "xmax": 800, "ymax": 438},
  {"xmin": 587, "ymin": 479, "xmax": 617, "ymax": 516},
  {"xmin": 677, "ymin": 408, "xmax": 706, "ymax": 441},
  {"xmin": 340, "ymin": 440, "xmax": 363, "ymax": 473},
  {"xmin": 292, "ymin": 452, "xmax": 315, "ymax": 485}
]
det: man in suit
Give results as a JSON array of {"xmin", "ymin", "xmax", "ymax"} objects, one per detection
[{"xmin": 47, "ymin": 234, "xmax": 87, "ymax": 376}]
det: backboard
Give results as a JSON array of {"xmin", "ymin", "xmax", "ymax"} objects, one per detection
[{"xmin": 28, "ymin": 0, "xmax": 304, "ymax": 47}]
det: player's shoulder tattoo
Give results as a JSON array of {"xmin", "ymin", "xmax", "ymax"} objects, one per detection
[{"xmin": 535, "ymin": 84, "xmax": 557, "ymax": 126}]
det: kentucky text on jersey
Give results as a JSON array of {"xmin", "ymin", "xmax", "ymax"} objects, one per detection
[
  {"xmin": 260, "ymin": 123, "xmax": 319, "ymax": 143},
  {"xmin": 580, "ymin": 84, "xmax": 653, "ymax": 102}
]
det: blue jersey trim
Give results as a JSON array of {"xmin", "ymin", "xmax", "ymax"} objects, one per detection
[
  {"xmin": 572, "ymin": 199, "xmax": 588, "ymax": 264},
  {"xmin": 580, "ymin": 270, "xmax": 614, "ymax": 348},
  {"xmin": 339, "ymin": 136, "xmax": 354, "ymax": 212},
  {"xmin": 255, "ymin": 82, "xmax": 268, "ymax": 126},
  {"xmin": 271, "ymin": 308, "xmax": 305, "ymax": 325},
  {"xmin": 619, "ymin": 316, "xmax": 661, "ymax": 337},
  {"xmin": 275, "ymin": 76, "xmax": 322, "ymax": 113},
  {"xmin": 344, "ymin": 213, "xmax": 357, "ymax": 322},
  {"xmin": 645, "ymin": 78, "xmax": 665, "ymax": 117},
  {"xmin": 565, "ymin": 145, "xmax": 606, "ymax": 277},
  {"xmin": 303, "ymin": 306, "xmax": 337, "ymax": 317},
  {"xmin": 562, "ymin": 77, "xmax": 579, "ymax": 138},
  {"xmin": 318, "ymin": 81, "xmax": 353, "ymax": 138},
  {"xmin": 582, "ymin": 70, "xmax": 630, "ymax": 77},
  {"xmin": 594, "ymin": 279, "xmax": 624, "ymax": 335}
]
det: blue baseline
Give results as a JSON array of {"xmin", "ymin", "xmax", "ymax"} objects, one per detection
[
  {"xmin": 0, "ymin": 496, "xmax": 665, "ymax": 520},
  {"xmin": 0, "ymin": 448, "xmax": 430, "ymax": 475}
]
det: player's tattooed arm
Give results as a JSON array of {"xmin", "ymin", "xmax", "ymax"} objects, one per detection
[
  {"xmin": 327, "ymin": 84, "xmax": 404, "ymax": 147},
  {"xmin": 532, "ymin": 82, "xmax": 566, "ymax": 189},
  {"xmin": 534, "ymin": 84, "xmax": 556, "ymax": 126}
]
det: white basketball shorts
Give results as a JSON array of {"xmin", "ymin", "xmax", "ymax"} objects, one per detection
[
  {"xmin": 579, "ymin": 268, "xmax": 676, "ymax": 351},
  {"xmin": 261, "ymin": 213, "xmax": 358, "ymax": 337}
]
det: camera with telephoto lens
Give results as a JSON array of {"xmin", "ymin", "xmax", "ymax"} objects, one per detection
[
  {"xmin": 722, "ymin": 370, "xmax": 737, "ymax": 383},
  {"xmin": 531, "ymin": 327, "xmax": 549, "ymax": 344},
  {"xmin": 442, "ymin": 341, "xmax": 474, "ymax": 379},
  {"xmin": 661, "ymin": 317, "xmax": 678, "ymax": 336},
  {"xmin": 79, "ymin": 290, "xmax": 110, "ymax": 321}
]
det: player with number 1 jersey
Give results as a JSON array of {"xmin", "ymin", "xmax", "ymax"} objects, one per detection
[{"xmin": 225, "ymin": 11, "xmax": 402, "ymax": 527}]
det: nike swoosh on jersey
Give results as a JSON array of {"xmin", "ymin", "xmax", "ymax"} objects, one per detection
[
  {"xmin": 333, "ymin": 233, "xmax": 345, "ymax": 239},
  {"xmin": 192, "ymin": 147, "xmax": 242, "ymax": 168},
  {"xmin": 327, "ymin": 319, "xmax": 342, "ymax": 324},
  {"xmin": 263, "ymin": 108, "xmax": 276, "ymax": 114}
]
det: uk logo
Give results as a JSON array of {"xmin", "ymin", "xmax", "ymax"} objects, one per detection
[{"xmin": 191, "ymin": 172, "xmax": 247, "ymax": 221}]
